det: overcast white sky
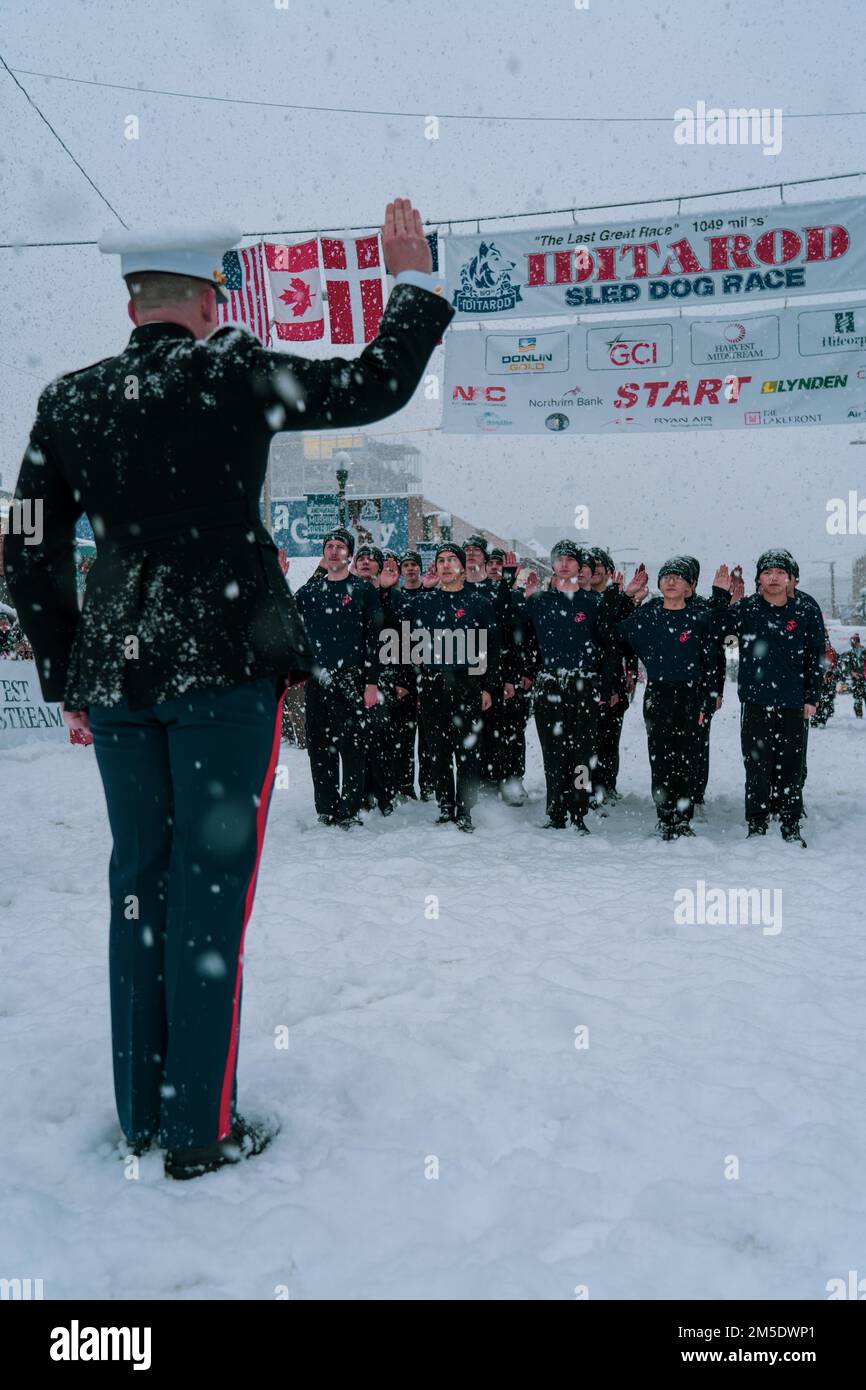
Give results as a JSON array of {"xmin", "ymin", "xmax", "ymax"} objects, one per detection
[{"xmin": 1, "ymin": 0, "xmax": 865, "ymax": 588}]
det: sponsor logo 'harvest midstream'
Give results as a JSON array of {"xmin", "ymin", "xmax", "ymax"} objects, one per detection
[
  {"xmin": 379, "ymin": 620, "xmax": 488, "ymax": 675},
  {"xmin": 673, "ymin": 879, "xmax": 782, "ymax": 935}
]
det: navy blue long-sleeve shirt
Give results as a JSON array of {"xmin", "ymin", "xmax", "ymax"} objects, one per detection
[
  {"xmin": 407, "ymin": 585, "xmax": 499, "ymax": 683},
  {"xmin": 295, "ymin": 575, "xmax": 383, "ymax": 681},
  {"xmin": 518, "ymin": 587, "xmax": 616, "ymax": 696},
  {"xmin": 618, "ymin": 603, "xmax": 717, "ymax": 710},
  {"xmin": 713, "ymin": 592, "xmax": 824, "ymax": 708}
]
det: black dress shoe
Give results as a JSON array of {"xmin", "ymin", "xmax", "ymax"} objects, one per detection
[
  {"xmin": 165, "ymin": 1116, "xmax": 277, "ymax": 1181},
  {"xmin": 780, "ymin": 821, "xmax": 807, "ymax": 847}
]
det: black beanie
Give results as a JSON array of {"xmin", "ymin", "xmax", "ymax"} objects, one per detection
[
  {"xmin": 355, "ymin": 543, "xmax": 385, "ymax": 571},
  {"xmin": 322, "ymin": 527, "xmax": 355, "ymax": 557},
  {"xmin": 383, "ymin": 549, "xmax": 401, "ymax": 564},
  {"xmin": 591, "ymin": 546, "xmax": 615, "ymax": 574},
  {"xmin": 400, "ymin": 550, "xmax": 422, "ymax": 568},
  {"xmin": 755, "ymin": 549, "xmax": 796, "ymax": 585},
  {"xmin": 657, "ymin": 556, "xmax": 694, "ymax": 586},
  {"xmin": 551, "ymin": 538, "xmax": 588, "ymax": 564},
  {"xmin": 435, "ymin": 541, "xmax": 466, "ymax": 568},
  {"xmin": 681, "ymin": 554, "xmax": 700, "ymax": 585},
  {"xmin": 464, "ymin": 533, "xmax": 489, "ymax": 555},
  {"xmin": 488, "ymin": 547, "xmax": 506, "ymax": 562}
]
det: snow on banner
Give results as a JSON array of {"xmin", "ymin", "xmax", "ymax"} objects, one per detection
[
  {"xmin": 444, "ymin": 196, "xmax": 866, "ymax": 320},
  {"xmin": 0, "ymin": 660, "xmax": 67, "ymax": 748},
  {"xmin": 265, "ymin": 238, "xmax": 324, "ymax": 341},
  {"xmin": 216, "ymin": 245, "xmax": 271, "ymax": 343},
  {"xmin": 442, "ymin": 303, "xmax": 866, "ymax": 434}
]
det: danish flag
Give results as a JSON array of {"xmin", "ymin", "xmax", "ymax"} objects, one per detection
[{"xmin": 321, "ymin": 234, "xmax": 385, "ymax": 344}]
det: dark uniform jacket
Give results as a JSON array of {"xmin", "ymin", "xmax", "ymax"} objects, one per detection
[{"xmin": 5, "ymin": 283, "xmax": 454, "ymax": 711}]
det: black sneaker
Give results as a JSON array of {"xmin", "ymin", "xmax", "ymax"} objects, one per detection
[
  {"xmin": 317, "ymin": 813, "xmax": 335, "ymax": 826},
  {"xmin": 542, "ymin": 816, "xmax": 567, "ymax": 829},
  {"xmin": 747, "ymin": 819, "xmax": 768, "ymax": 837},
  {"xmin": 335, "ymin": 814, "xmax": 363, "ymax": 831},
  {"xmin": 434, "ymin": 807, "xmax": 453, "ymax": 825},
  {"xmin": 675, "ymin": 821, "xmax": 696, "ymax": 838},
  {"xmin": 781, "ymin": 822, "xmax": 807, "ymax": 847},
  {"xmin": 165, "ymin": 1116, "xmax": 277, "ymax": 1181},
  {"xmin": 655, "ymin": 821, "xmax": 677, "ymax": 842},
  {"xmin": 571, "ymin": 814, "xmax": 591, "ymax": 835},
  {"xmin": 379, "ymin": 800, "xmax": 395, "ymax": 817},
  {"xmin": 455, "ymin": 813, "xmax": 474, "ymax": 834}
]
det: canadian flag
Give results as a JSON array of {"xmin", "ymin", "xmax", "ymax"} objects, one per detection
[
  {"xmin": 321, "ymin": 234, "xmax": 385, "ymax": 344},
  {"xmin": 265, "ymin": 239, "xmax": 324, "ymax": 340}
]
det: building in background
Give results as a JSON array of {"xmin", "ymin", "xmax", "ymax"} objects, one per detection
[
  {"xmin": 268, "ymin": 432, "xmax": 528, "ymax": 565},
  {"xmin": 852, "ymin": 552, "xmax": 866, "ymax": 621}
]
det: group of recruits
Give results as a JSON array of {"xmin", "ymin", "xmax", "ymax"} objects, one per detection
[{"xmin": 294, "ymin": 529, "xmax": 826, "ymax": 845}]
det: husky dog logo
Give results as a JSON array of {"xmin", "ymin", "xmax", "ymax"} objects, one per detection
[{"xmin": 453, "ymin": 241, "xmax": 522, "ymax": 314}]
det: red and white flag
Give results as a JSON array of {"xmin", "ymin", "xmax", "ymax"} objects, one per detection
[
  {"xmin": 216, "ymin": 244, "xmax": 271, "ymax": 344},
  {"xmin": 265, "ymin": 239, "xmax": 324, "ymax": 340},
  {"xmin": 321, "ymin": 234, "xmax": 385, "ymax": 344}
]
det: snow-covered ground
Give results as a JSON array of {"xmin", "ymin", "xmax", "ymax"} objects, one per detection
[{"xmin": 2, "ymin": 684, "xmax": 865, "ymax": 1301}]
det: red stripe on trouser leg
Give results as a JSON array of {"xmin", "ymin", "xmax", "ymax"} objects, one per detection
[{"xmin": 217, "ymin": 686, "xmax": 288, "ymax": 1141}]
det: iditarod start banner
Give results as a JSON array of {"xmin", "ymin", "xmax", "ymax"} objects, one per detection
[
  {"xmin": 442, "ymin": 302, "xmax": 866, "ymax": 435},
  {"xmin": 443, "ymin": 197, "xmax": 866, "ymax": 320}
]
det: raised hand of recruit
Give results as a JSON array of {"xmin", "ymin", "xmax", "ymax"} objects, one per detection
[
  {"xmin": 713, "ymin": 564, "xmax": 732, "ymax": 591},
  {"xmin": 523, "ymin": 570, "xmax": 540, "ymax": 597},
  {"xmin": 379, "ymin": 568, "xmax": 400, "ymax": 589},
  {"xmin": 625, "ymin": 564, "xmax": 648, "ymax": 599},
  {"xmin": 421, "ymin": 563, "xmax": 440, "ymax": 589},
  {"xmin": 381, "ymin": 199, "xmax": 433, "ymax": 277},
  {"xmin": 730, "ymin": 565, "xmax": 745, "ymax": 602}
]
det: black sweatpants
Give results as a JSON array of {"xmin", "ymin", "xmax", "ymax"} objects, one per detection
[
  {"xmin": 594, "ymin": 697, "xmax": 626, "ymax": 796},
  {"xmin": 499, "ymin": 682, "xmax": 530, "ymax": 781},
  {"xmin": 89, "ymin": 677, "xmax": 286, "ymax": 1151},
  {"xmin": 305, "ymin": 667, "xmax": 368, "ymax": 820},
  {"xmin": 533, "ymin": 671, "xmax": 599, "ymax": 822},
  {"xmin": 692, "ymin": 708, "xmax": 713, "ymax": 803},
  {"xmin": 642, "ymin": 681, "xmax": 702, "ymax": 824},
  {"xmin": 418, "ymin": 669, "xmax": 484, "ymax": 816},
  {"xmin": 741, "ymin": 703, "xmax": 806, "ymax": 825}
]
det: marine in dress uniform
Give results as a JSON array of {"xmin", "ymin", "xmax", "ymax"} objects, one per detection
[{"xmin": 5, "ymin": 204, "xmax": 454, "ymax": 1177}]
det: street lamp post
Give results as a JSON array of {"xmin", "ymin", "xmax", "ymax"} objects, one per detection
[
  {"xmin": 812, "ymin": 559, "xmax": 839, "ymax": 620},
  {"xmin": 334, "ymin": 451, "xmax": 352, "ymax": 528}
]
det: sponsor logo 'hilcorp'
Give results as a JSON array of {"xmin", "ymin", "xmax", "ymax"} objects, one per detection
[
  {"xmin": 798, "ymin": 306, "xmax": 866, "ymax": 355},
  {"xmin": 673, "ymin": 101, "xmax": 783, "ymax": 156},
  {"xmin": 761, "ymin": 375, "xmax": 848, "ymax": 393}
]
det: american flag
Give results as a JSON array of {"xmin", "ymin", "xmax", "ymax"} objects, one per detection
[{"xmin": 216, "ymin": 244, "xmax": 271, "ymax": 343}]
